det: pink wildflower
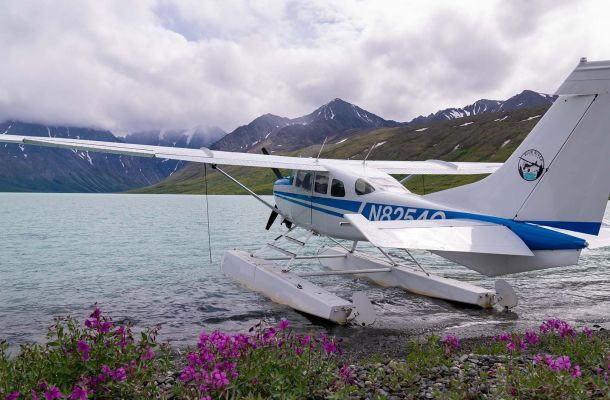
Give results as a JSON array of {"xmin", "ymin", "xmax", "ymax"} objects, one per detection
[
  {"xmin": 507, "ymin": 341, "xmax": 515, "ymax": 352},
  {"xmin": 44, "ymin": 387, "xmax": 62, "ymax": 400},
  {"xmin": 495, "ymin": 333, "xmax": 511, "ymax": 342},
  {"xmin": 99, "ymin": 321, "xmax": 112, "ymax": 333},
  {"xmin": 295, "ymin": 346, "xmax": 303, "ymax": 355},
  {"xmin": 141, "ymin": 346, "xmax": 155, "ymax": 360},
  {"xmin": 31, "ymin": 391, "xmax": 38, "ymax": 400},
  {"xmin": 555, "ymin": 355, "xmax": 571, "ymax": 371},
  {"xmin": 279, "ymin": 319, "xmax": 290, "ymax": 331},
  {"xmin": 69, "ymin": 386, "xmax": 88, "ymax": 400},
  {"xmin": 323, "ymin": 340, "xmax": 338, "ymax": 355},
  {"xmin": 213, "ymin": 370, "xmax": 229, "ymax": 387},
  {"xmin": 77, "ymin": 340, "xmax": 90, "ymax": 361},
  {"xmin": 101, "ymin": 364, "xmax": 111, "ymax": 377},
  {"xmin": 263, "ymin": 327, "xmax": 276, "ymax": 341},
  {"xmin": 90, "ymin": 308, "xmax": 101, "ymax": 319},
  {"xmin": 5, "ymin": 392, "xmax": 19, "ymax": 400},
  {"xmin": 525, "ymin": 330, "xmax": 540, "ymax": 345},
  {"xmin": 338, "ymin": 365, "xmax": 353, "ymax": 384},
  {"xmin": 572, "ymin": 365, "xmax": 582, "ymax": 378},
  {"xmin": 111, "ymin": 367, "xmax": 127, "ymax": 382},
  {"xmin": 582, "ymin": 326, "xmax": 593, "ymax": 338},
  {"xmin": 440, "ymin": 334, "xmax": 460, "ymax": 355}
]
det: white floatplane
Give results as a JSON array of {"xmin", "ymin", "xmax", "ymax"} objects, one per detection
[{"xmin": 3, "ymin": 58, "xmax": 610, "ymax": 325}]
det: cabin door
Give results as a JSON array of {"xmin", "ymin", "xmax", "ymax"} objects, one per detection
[{"xmin": 292, "ymin": 170, "xmax": 313, "ymax": 228}]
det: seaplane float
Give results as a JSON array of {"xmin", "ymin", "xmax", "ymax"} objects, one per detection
[{"xmin": 3, "ymin": 58, "xmax": 610, "ymax": 326}]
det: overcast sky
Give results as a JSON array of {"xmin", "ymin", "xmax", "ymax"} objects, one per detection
[{"xmin": 0, "ymin": 0, "xmax": 607, "ymax": 133}]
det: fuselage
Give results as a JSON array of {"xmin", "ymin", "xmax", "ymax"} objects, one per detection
[
  {"xmin": 273, "ymin": 164, "xmax": 450, "ymax": 240},
  {"xmin": 272, "ymin": 164, "xmax": 587, "ymax": 253}
]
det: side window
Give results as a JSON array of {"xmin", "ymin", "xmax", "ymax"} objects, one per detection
[
  {"xmin": 331, "ymin": 179, "xmax": 345, "ymax": 197},
  {"xmin": 295, "ymin": 171, "xmax": 304, "ymax": 188},
  {"xmin": 302, "ymin": 172, "xmax": 312, "ymax": 191},
  {"xmin": 295, "ymin": 171, "xmax": 311, "ymax": 189},
  {"xmin": 355, "ymin": 178, "xmax": 375, "ymax": 195},
  {"xmin": 314, "ymin": 173, "xmax": 329, "ymax": 195}
]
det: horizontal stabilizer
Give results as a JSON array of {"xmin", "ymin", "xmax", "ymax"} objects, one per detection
[
  {"xmin": 343, "ymin": 214, "xmax": 534, "ymax": 256},
  {"xmin": 553, "ymin": 220, "xmax": 610, "ymax": 250}
]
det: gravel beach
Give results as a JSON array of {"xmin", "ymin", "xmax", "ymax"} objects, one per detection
[{"xmin": 152, "ymin": 326, "xmax": 609, "ymax": 399}]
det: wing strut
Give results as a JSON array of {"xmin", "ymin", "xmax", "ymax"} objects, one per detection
[{"xmin": 211, "ymin": 165, "xmax": 292, "ymax": 225}]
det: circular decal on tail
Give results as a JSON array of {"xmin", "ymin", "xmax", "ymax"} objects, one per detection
[{"xmin": 518, "ymin": 149, "xmax": 545, "ymax": 181}]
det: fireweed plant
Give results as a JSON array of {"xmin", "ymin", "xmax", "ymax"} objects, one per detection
[
  {"xmin": 174, "ymin": 319, "xmax": 354, "ymax": 399},
  {"xmin": 397, "ymin": 319, "xmax": 609, "ymax": 399},
  {"xmin": 0, "ymin": 307, "xmax": 172, "ymax": 399},
  {"xmin": 1, "ymin": 310, "xmax": 609, "ymax": 399},
  {"xmin": 486, "ymin": 319, "xmax": 610, "ymax": 398},
  {"xmin": 1, "ymin": 312, "xmax": 354, "ymax": 399}
]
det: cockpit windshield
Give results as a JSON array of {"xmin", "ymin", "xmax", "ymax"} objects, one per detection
[{"xmin": 367, "ymin": 177, "xmax": 408, "ymax": 193}]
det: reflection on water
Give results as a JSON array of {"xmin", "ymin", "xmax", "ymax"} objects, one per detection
[{"xmin": 1, "ymin": 193, "xmax": 609, "ymax": 349}]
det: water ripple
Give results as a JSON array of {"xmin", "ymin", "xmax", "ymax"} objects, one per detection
[{"xmin": 1, "ymin": 193, "xmax": 609, "ymax": 349}]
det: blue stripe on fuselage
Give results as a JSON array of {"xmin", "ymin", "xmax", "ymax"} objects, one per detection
[
  {"xmin": 273, "ymin": 190, "xmax": 361, "ymax": 212},
  {"xmin": 274, "ymin": 192, "xmax": 344, "ymax": 218},
  {"xmin": 274, "ymin": 191, "xmax": 588, "ymax": 251},
  {"xmin": 524, "ymin": 220, "xmax": 600, "ymax": 236}
]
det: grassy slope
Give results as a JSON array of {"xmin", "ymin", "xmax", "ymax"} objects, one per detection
[{"xmin": 132, "ymin": 107, "xmax": 548, "ymax": 195}]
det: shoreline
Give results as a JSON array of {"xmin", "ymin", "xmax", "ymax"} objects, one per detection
[{"xmin": 2, "ymin": 308, "xmax": 609, "ymax": 399}]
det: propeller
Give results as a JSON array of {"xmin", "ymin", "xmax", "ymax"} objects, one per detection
[
  {"xmin": 266, "ymin": 207, "xmax": 279, "ymax": 230},
  {"xmin": 261, "ymin": 147, "xmax": 293, "ymax": 230}
]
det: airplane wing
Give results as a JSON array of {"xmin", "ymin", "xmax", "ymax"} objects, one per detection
[
  {"xmin": 344, "ymin": 214, "xmax": 534, "ymax": 256},
  {"xmin": 0, "ymin": 134, "xmax": 501, "ymax": 175}
]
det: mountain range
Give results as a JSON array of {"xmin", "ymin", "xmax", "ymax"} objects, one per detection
[
  {"xmin": 409, "ymin": 90, "xmax": 556, "ymax": 125},
  {"xmin": 211, "ymin": 98, "xmax": 399, "ymax": 153},
  {"xmin": 0, "ymin": 122, "xmax": 224, "ymax": 192},
  {"xmin": 140, "ymin": 104, "xmax": 552, "ymax": 195},
  {"xmin": 0, "ymin": 90, "xmax": 555, "ymax": 192}
]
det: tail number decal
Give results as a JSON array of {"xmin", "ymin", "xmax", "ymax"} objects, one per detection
[{"xmin": 367, "ymin": 204, "xmax": 446, "ymax": 221}]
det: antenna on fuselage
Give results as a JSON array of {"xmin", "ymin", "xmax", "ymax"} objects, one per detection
[
  {"xmin": 363, "ymin": 142, "xmax": 377, "ymax": 165},
  {"xmin": 316, "ymin": 137, "xmax": 328, "ymax": 162}
]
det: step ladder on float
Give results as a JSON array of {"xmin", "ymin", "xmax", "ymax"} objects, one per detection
[{"xmin": 221, "ymin": 228, "xmax": 517, "ymax": 326}]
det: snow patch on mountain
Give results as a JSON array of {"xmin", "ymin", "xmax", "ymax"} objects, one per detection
[{"xmin": 410, "ymin": 90, "xmax": 556, "ymax": 126}]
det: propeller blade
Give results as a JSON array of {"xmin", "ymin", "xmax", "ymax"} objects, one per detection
[
  {"xmin": 266, "ymin": 209, "xmax": 279, "ymax": 230},
  {"xmin": 261, "ymin": 147, "xmax": 283, "ymax": 180}
]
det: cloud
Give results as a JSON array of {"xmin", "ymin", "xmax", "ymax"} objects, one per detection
[{"xmin": 0, "ymin": 0, "xmax": 607, "ymax": 133}]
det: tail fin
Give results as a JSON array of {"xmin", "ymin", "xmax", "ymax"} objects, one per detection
[{"xmin": 427, "ymin": 59, "xmax": 610, "ymax": 235}]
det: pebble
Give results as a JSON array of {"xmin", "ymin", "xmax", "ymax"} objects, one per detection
[{"xmin": 152, "ymin": 351, "xmax": 563, "ymax": 399}]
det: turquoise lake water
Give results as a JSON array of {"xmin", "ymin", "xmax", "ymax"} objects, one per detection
[{"xmin": 1, "ymin": 193, "xmax": 609, "ymax": 349}]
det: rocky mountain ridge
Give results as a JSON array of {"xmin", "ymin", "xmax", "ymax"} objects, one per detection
[
  {"xmin": 409, "ymin": 90, "xmax": 556, "ymax": 125},
  {"xmin": 211, "ymin": 98, "xmax": 399, "ymax": 153}
]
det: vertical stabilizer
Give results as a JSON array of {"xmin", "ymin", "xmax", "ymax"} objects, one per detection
[{"xmin": 427, "ymin": 59, "xmax": 610, "ymax": 235}]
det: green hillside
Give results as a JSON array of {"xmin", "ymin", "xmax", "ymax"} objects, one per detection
[{"xmin": 132, "ymin": 107, "xmax": 548, "ymax": 195}]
